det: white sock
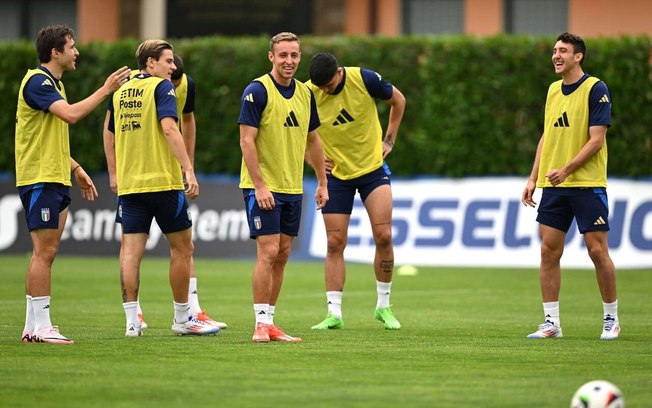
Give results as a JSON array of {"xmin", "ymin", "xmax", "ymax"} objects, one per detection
[
  {"xmin": 326, "ymin": 291, "xmax": 343, "ymax": 318},
  {"xmin": 173, "ymin": 301, "xmax": 190, "ymax": 324},
  {"xmin": 543, "ymin": 301, "xmax": 560, "ymax": 327},
  {"xmin": 188, "ymin": 277, "xmax": 202, "ymax": 315},
  {"xmin": 32, "ymin": 296, "xmax": 52, "ymax": 332},
  {"xmin": 603, "ymin": 300, "xmax": 618, "ymax": 320},
  {"xmin": 268, "ymin": 305, "xmax": 276, "ymax": 325},
  {"xmin": 24, "ymin": 295, "xmax": 34, "ymax": 332},
  {"xmin": 123, "ymin": 301, "xmax": 139, "ymax": 327},
  {"xmin": 376, "ymin": 281, "xmax": 392, "ymax": 309},
  {"xmin": 254, "ymin": 303, "xmax": 269, "ymax": 324}
]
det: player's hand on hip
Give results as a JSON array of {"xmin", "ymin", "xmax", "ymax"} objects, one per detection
[{"xmin": 324, "ymin": 157, "xmax": 334, "ymax": 174}]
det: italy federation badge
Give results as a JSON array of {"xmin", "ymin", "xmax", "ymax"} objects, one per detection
[
  {"xmin": 41, "ymin": 208, "xmax": 51, "ymax": 222},
  {"xmin": 254, "ymin": 216, "xmax": 262, "ymax": 230}
]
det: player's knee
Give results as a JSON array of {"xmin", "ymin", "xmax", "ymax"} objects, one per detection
[
  {"xmin": 374, "ymin": 229, "xmax": 393, "ymax": 249},
  {"xmin": 326, "ymin": 236, "xmax": 346, "ymax": 254}
]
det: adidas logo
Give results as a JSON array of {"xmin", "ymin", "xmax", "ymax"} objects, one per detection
[
  {"xmin": 284, "ymin": 111, "xmax": 299, "ymax": 127},
  {"xmin": 594, "ymin": 216, "xmax": 606, "ymax": 225},
  {"xmin": 599, "ymin": 94, "xmax": 610, "ymax": 103},
  {"xmin": 257, "ymin": 310, "xmax": 267, "ymax": 315},
  {"xmin": 191, "ymin": 290, "xmax": 197, "ymax": 295},
  {"xmin": 332, "ymin": 109, "xmax": 355, "ymax": 126},
  {"xmin": 167, "ymin": 89, "xmax": 176, "ymax": 97},
  {"xmin": 41, "ymin": 78, "xmax": 53, "ymax": 87},
  {"xmin": 244, "ymin": 93, "xmax": 254, "ymax": 103},
  {"xmin": 553, "ymin": 112, "xmax": 570, "ymax": 127}
]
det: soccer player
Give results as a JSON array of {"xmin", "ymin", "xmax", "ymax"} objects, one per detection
[
  {"xmin": 16, "ymin": 24, "xmax": 130, "ymax": 344},
  {"xmin": 104, "ymin": 55, "xmax": 227, "ymax": 331},
  {"xmin": 238, "ymin": 32, "xmax": 329, "ymax": 343},
  {"xmin": 306, "ymin": 52, "xmax": 406, "ymax": 330},
  {"xmin": 105, "ymin": 39, "xmax": 217, "ymax": 337},
  {"xmin": 521, "ymin": 32, "xmax": 619, "ymax": 340}
]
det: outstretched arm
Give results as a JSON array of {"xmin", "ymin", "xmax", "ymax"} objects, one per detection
[{"xmin": 48, "ymin": 66, "xmax": 131, "ymax": 124}]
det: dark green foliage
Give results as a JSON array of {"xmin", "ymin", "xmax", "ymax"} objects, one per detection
[{"xmin": 1, "ymin": 35, "xmax": 650, "ymax": 177}]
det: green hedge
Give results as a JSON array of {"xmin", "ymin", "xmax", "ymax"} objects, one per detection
[{"xmin": 1, "ymin": 35, "xmax": 650, "ymax": 177}]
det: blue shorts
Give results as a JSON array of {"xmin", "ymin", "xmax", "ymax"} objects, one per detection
[
  {"xmin": 119, "ymin": 190, "xmax": 192, "ymax": 234},
  {"xmin": 322, "ymin": 165, "xmax": 391, "ymax": 214},
  {"xmin": 18, "ymin": 183, "xmax": 71, "ymax": 231},
  {"xmin": 243, "ymin": 189, "xmax": 302, "ymax": 238},
  {"xmin": 537, "ymin": 187, "xmax": 610, "ymax": 234}
]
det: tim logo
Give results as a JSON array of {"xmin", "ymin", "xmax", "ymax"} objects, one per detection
[
  {"xmin": 254, "ymin": 216, "xmax": 262, "ymax": 230},
  {"xmin": 41, "ymin": 208, "xmax": 50, "ymax": 222}
]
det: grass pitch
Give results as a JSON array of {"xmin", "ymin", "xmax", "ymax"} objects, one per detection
[{"xmin": 0, "ymin": 254, "xmax": 650, "ymax": 407}]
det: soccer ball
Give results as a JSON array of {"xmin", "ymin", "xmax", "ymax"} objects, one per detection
[{"xmin": 570, "ymin": 380, "xmax": 625, "ymax": 408}]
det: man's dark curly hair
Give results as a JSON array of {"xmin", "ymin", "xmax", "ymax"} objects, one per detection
[{"xmin": 309, "ymin": 52, "xmax": 339, "ymax": 86}]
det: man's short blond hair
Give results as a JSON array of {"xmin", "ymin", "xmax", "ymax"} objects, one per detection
[
  {"xmin": 135, "ymin": 39, "xmax": 173, "ymax": 69},
  {"xmin": 269, "ymin": 32, "xmax": 300, "ymax": 52}
]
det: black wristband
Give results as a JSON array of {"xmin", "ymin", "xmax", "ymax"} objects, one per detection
[{"xmin": 72, "ymin": 165, "xmax": 81, "ymax": 174}]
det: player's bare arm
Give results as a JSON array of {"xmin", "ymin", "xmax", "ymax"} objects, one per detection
[
  {"xmin": 161, "ymin": 117, "xmax": 198, "ymax": 199},
  {"xmin": 306, "ymin": 130, "xmax": 329, "ymax": 210},
  {"xmin": 48, "ymin": 66, "xmax": 131, "ymax": 124},
  {"xmin": 382, "ymin": 86, "xmax": 406, "ymax": 159},
  {"xmin": 71, "ymin": 157, "xmax": 98, "ymax": 201},
  {"xmin": 521, "ymin": 133, "xmax": 545, "ymax": 207}
]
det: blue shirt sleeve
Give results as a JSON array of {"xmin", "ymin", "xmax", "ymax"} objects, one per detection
[
  {"xmin": 23, "ymin": 74, "xmax": 65, "ymax": 112},
  {"xmin": 155, "ymin": 80, "xmax": 179, "ymax": 121},
  {"xmin": 360, "ymin": 68, "xmax": 394, "ymax": 100},
  {"xmin": 183, "ymin": 75, "xmax": 196, "ymax": 114},
  {"xmin": 589, "ymin": 81, "xmax": 611, "ymax": 127},
  {"xmin": 107, "ymin": 99, "xmax": 115, "ymax": 133},
  {"xmin": 238, "ymin": 81, "xmax": 268, "ymax": 128},
  {"xmin": 308, "ymin": 90, "xmax": 320, "ymax": 132}
]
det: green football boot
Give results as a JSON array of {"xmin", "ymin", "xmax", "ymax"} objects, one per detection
[
  {"xmin": 374, "ymin": 306, "xmax": 401, "ymax": 330},
  {"xmin": 311, "ymin": 314, "xmax": 344, "ymax": 330}
]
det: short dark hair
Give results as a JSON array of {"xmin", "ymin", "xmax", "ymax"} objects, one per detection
[
  {"xmin": 309, "ymin": 52, "xmax": 339, "ymax": 86},
  {"xmin": 171, "ymin": 54, "xmax": 184, "ymax": 80},
  {"xmin": 35, "ymin": 25, "xmax": 75, "ymax": 63},
  {"xmin": 557, "ymin": 32, "xmax": 586, "ymax": 65}
]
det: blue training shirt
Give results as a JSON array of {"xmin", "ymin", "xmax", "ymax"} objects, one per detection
[
  {"xmin": 183, "ymin": 74, "xmax": 196, "ymax": 114},
  {"xmin": 561, "ymin": 73, "xmax": 611, "ymax": 127},
  {"xmin": 329, "ymin": 67, "xmax": 394, "ymax": 101},
  {"xmin": 23, "ymin": 66, "xmax": 66, "ymax": 112}
]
